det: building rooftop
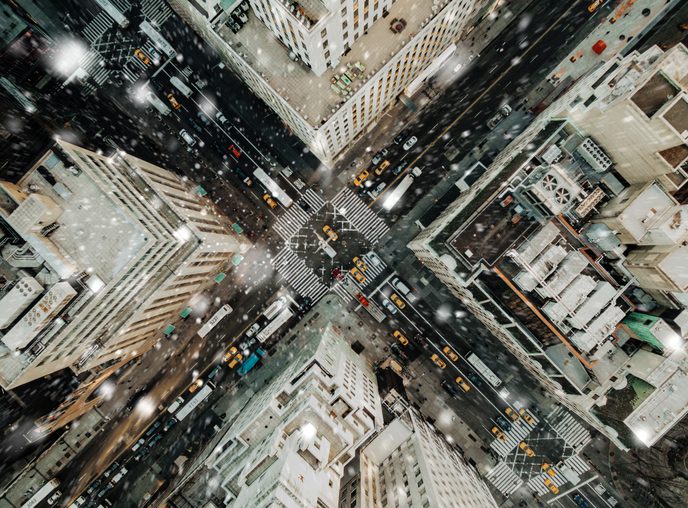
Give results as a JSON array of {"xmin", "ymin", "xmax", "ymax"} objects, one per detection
[
  {"xmin": 216, "ymin": 0, "xmax": 444, "ymax": 125},
  {"xmin": 19, "ymin": 152, "xmax": 148, "ymax": 282}
]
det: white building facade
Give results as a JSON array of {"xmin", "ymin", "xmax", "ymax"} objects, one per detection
[
  {"xmin": 208, "ymin": 324, "xmax": 383, "ymax": 506},
  {"xmin": 340, "ymin": 408, "xmax": 497, "ymax": 508},
  {"xmin": 0, "ymin": 140, "xmax": 249, "ymax": 389},
  {"xmin": 167, "ymin": 0, "xmax": 487, "ymax": 163}
]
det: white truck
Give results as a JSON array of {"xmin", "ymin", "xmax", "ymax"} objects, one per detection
[{"xmin": 382, "ymin": 167, "xmax": 422, "ymax": 210}]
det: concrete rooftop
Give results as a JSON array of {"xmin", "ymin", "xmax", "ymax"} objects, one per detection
[{"xmin": 216, "ymin": 0, "xmax": 443, "ymax": 125}]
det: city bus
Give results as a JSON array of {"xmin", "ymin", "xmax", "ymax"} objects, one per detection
[
  {"xmin": 466, "ymin": 352, "xmax": 502, "ymax": 388},
  {"xmin": 197, "ymin": 304, "xmax": 233, "ymax": 338},
  {"xmin": 253, "ymin": 168, "xmax": 293, "ymax": 208},
  {"xmin": 22, "ymin": 478, "xmax": 59, "ymax": 508},
  {"xmin": 140, "ymin": 20, "xmax": 175, "ymax": 56},
  {"xmin": 256, "ymin": 308, "xmax": 294, "ymax": 343},
  {"xmin": 174, "ymin": 384, "xmax": 212, "ymax": 422},
  {"xmin": 170, "ymin": 76, "xmax": 193, "ymax": 98}
]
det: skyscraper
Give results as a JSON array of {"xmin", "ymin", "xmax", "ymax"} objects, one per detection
[
  {"xmin": 407, "ymin": 42, "xmax": 688, "ymax": 450},
  {"xmin": 0, "ymin": 140, "xmax": 250, "ymax": 391},
  {"xmin": 339, "ymin": 408, "xmax": 497, "ymax": 508},
  {"xmin": 167, "ymin": 0, "xmax": 488, "ymax": 163}
]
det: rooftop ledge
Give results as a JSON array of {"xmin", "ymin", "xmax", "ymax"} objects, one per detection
[{"xmin": 216, "ymin": 0, "xmax": 449, "ymax": 126}]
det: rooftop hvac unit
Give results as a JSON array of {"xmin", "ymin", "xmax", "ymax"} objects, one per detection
[
  {"xmin": 524, "ymin": 166, "xmax": 582, "ymax": 215},
  {"xmin": 541, "ymin": 144, "xmax": 563, "ymax": 164},
  {"xmin": 577, "ymin": 137, "xmax": 612, "ymax": 172}
]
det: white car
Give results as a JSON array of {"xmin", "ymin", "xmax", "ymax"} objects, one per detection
[
  {"xmin": 403, "ymin": 136, "xmax": 418, "ymax": 151},
  {"xmin": 381, "ymin": 297, "xmax": 398, "ymax": 315},
  {"xmin": 246, "ymin": 323, "xmax": 260, "ymax": 337},
  {"xmin": 179, "ymin": 129, "xmax": 197, "ymax": 147},
  {"xmin": 366, "ymin": 251, "xmax": 383, "ymax": 267},
  {"xmin": 216, "ymin": 111, "xmax": 228, "ymax": 124},
  {"xmin": 47, "ymin": 491, "xmax": 61, "ymax": 505},
  {"xmin": 392, "ymin": 277, "xmax": 417, "ymax": 303},
  {"xmin": 486, "ymin": 104, "xmax": 512, "ymax": 129}
]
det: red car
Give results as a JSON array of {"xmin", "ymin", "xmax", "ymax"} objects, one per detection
[
  {"xmin": 332, "ymin": 268, "xmax": 344, "ymax": 281},
  {"xmin": 228, "ymin": 144, "xmax": 241, "ymax": 158}
]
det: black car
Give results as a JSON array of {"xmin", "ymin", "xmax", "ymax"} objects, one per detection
[
  {"xmin": 466, "ymin": 371, "xmax": 483, "ymax": 387},
  {"xmin": 392, "ymin": 160, "xmax": 410, "ymax": 176},
  {"xmin": 394, "ymin": 130, "xmax": 410, "ymax": 145},
  {"xmin": 495, "ymin": 415, "xmax": 512, "ymax": 432},
  {"xmin": 441, "ymin": 380, "xmax": 461, "ymax": 398}
]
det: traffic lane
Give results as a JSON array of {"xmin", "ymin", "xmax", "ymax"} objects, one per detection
[
  {"xmin": 368, "ymin": 280, "xmax": 505, "ymax": 416},
  {"xmin": 370, "ymin": 0, "xmax": 593, "ymax": 207},
  {"xmin": 154, "ymin": 15, "xmax": 320, "ymax": 175},
  {"xmin": 60, "ymin": 271, "xmax": 284, "ymax": 502}
]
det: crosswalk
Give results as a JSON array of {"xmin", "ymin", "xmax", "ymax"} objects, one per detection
[
  {"xmin": 82, "ymin": 11, "xmax": 114, "ymax": 44},
  {"xmin": 142, "ymin": 0, "xmax": 174, "ymax": 26},
  {"xmin": 361, "ymin": 252, "xmax": 386, "ymax": 280},
  {"xmin": 527, "ymin": 468, "xmax": 567, "ymax": 497},
  {"xmin": 548, "ymin": 406, "xmax": 592, "ymax": 451},
  {"xmin": 301, "ymin": 188, "xmax": 326, "ymax": 212},
  {"xmin": 121, "ymin": 56, "xmax": 148, "ymax": 82},
  {"xmin": 331, "ymin": 188, "xmax": 389, "ymax": 243},
  {"xmin": 271, "ymin": 247, "xmax": 328, "ymax": 303},
  {"xmin": 490, "ymin": 413, "xmax": 539, "ymax": 458},
  {"xmin": 563, "ymin": 454, "xmax": 589, "ymax": 477},
  {"xmin": 78, "ymin": 49, "xmax": 110, "ymax": 94},
  {"xmin": 486, "ymin": 462, "xmax": 524, "ymax": 497},
  {"xmin": 273, "ymin": 204, "xmax": 311, "ymax": 242}
]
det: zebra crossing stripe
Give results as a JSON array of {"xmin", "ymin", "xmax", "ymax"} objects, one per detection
[
  {"xmin": 82, "ymin": 12, "xmax": 114, "ymax": 44},
  {"xmin": 142, "ymin": 0, "xmax": 173, "ymax": 25},
  {"xmin": 490, "ymin": 421, "xmax": 531, "ymax": 457},
  {"xmin": 331, "ymin": 282, "xmax": 353, "ymax": 303},
  {"xmin": 273, "ymin": 204, "xmax": 310, "ymax": 241},
  {"xmin": 361, "ymin": 253, "xmax": 386, "ymax": 279},
  {"xmin": 331, "ymin": 189, "xmax": 389, "ymax": 243},
  {"xmin": 302, "ymin": 188, "xmax": 326, "ymax": 211},
  {"xmin": 271, "ymin": 248, "xmax": 328, "ymax": 301},
  {"xmin": 563, "ymin": 455, "xmax": 589, "ymax": 476},
  {"xmin": 552, "ymin": 414, "xmax": 591, "ymax": 449},
  {"xmin": 486, "ymin": 462, "xmax": 523, "ymax": 497}
]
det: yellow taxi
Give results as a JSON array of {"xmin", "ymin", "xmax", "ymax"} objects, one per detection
[
  {"xmin": 353, "ymin": 256, "xmax": 367, "ymax": 271},
  {"xmin": 519, "ymin": 408, "xmax": 535, "ymax": 425},
  {"xmin": 491, "ymin": 426, "xmax": 506, "ymax": 442},
  {"xmin": 455, "ymin": 377, "xmax": 471, "ymax": 392},
  {"xmin": 228, "ymin": 353, "xmax": 243, "ymax": 369},
  {"xmin": 353, "ymin": 169, "xmax": 370, "ymax": 186},
  {"xmin": 542, "ymin": 463, "xmax": 556, "ymax": 478},
  {"xmin": 390, "ymin": 293, "xmax": 405, "ymax": 310},
  {"xmin": 544, "ymin": 478, "xmax": 559, "ymax": 495},
  {"xmin": 374, "ymin": 160, "xmax": 390, "ymax": 175},
  {"xmin": 134, "ymin": 48, "xmax": 150, "ymax": 65},
  {"xmin": 505, "ymin": 407, "xmax": 520, "ymax": 422},
  {"xmin": 519, "ymin": 441, "xmax": 535, "ymax": 457},
  {"xmin": 323, "ymin": 225, "xmax": 338, "ymax": 241},
  {"xmin": 223, "ymin": 346, "xmax": 238, "ymax": 363},
  {"xmin": 442, "ymin": 346, "xmax": 459, "ymax": 362},
  {"xmin": 350, "ymin": 267, "xmax": 366, "ymax": 284},
  {"xmin": 430, "ymin": 354, "xmax": 446, "ymax": 369},
  {"xmin": 393, "ymin": 330, "xmax": 408, "ymax": 346},
  {"xmin": 167, "ymin": 93, "xmax": 181, "ymax": 110},
  {"xmin": 188, "ymin": 378, "xmax": 203, "ymax": 393},
  {"xmin": 263, "ymin": 194, "xmax": 277, "ymax": 209}
]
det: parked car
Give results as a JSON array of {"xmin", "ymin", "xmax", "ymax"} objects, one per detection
[
  {"xmin": 392, "ymin": 160, "xmax": 409, "ymax": 176},
  {"xmin": 394, "ymin": 130, "xmax": 410, "ymax": 144},
  {"xmin": 486, "ymin": 104, "xmax": 512, "ymax": 129},
  {"xmin": 391, "ymin": 277, "xmax": 416, "ymax": 302},
  {"xmin": 403, "ymin": 136, "xmax": 418, "ymax": 150},
  {"xmin": 381, "ymin": 297, "xmax": 398, "ymax": 314},
  {"xmin": 371, "ymin": 148, "xmax": 389, "ymax": 165},
  {"xmin": 179, "ymin": 129, "xmax": 196, "ymax": 147}
]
